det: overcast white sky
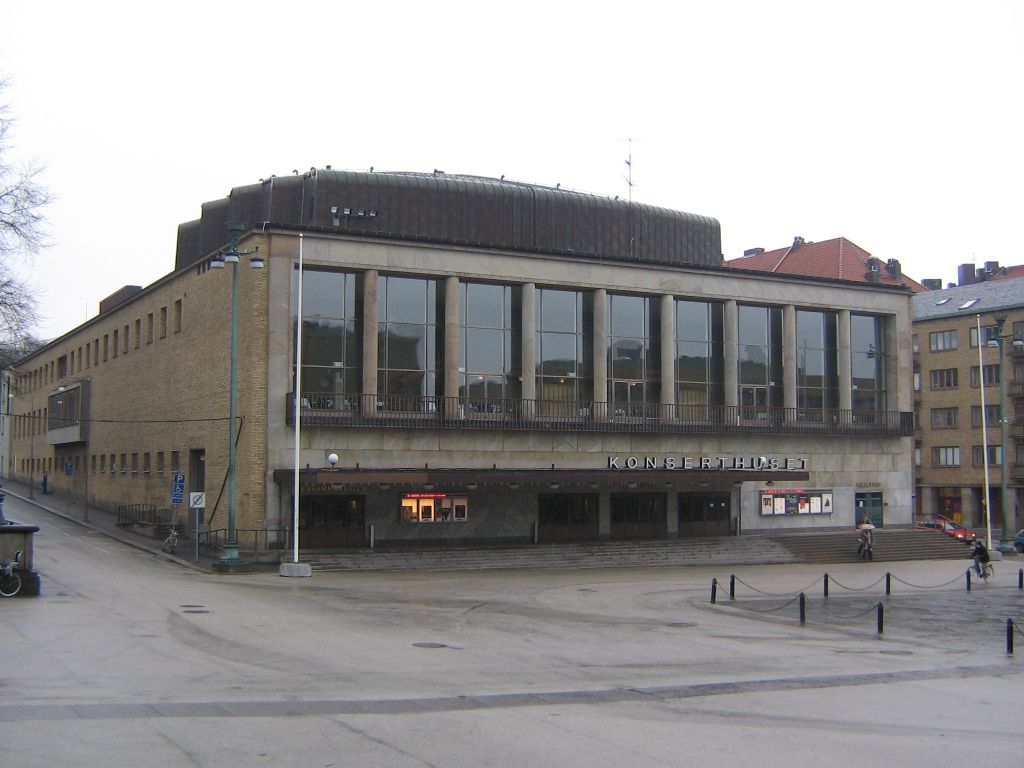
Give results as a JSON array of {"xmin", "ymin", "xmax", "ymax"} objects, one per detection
[{"xmin": 2, "ymin": 0, "xmax": 1022, "ymax": 340}]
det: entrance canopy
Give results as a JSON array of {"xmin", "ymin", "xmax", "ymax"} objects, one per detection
[{"xmin": 272, "ymin": 467, "xmax": 810, "ymax": 489}]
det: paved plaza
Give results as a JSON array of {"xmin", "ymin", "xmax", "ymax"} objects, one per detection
[{"xmin": 1, "ymin": 493, "xmax": 1022, "ymax": 767}]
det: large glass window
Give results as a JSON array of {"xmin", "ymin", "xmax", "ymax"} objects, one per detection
[
  {"xmin": 459, "ymin": 282, "xmax": 521, "ymax": 411},
  {"xmin": 536, "ymin": 288, "xmax": 593, "ymax": 415},
  {"xmin": 608, "ymin": 294, "xmax": 660, "ymax": 417},
  {"xmin": 796, "ymin": 309, "xmax": 838, "ymax": 417},
  {"xmin": 737, "ymin": 304, "xmax": 783, "ymax": 418},
  {"xmin": 851, "ymin": 314, "xmax": 886, "ymax": 412},
  {"xmin": 675, "ymin": 299, "xmax": 724, "ymax": 410},
  {"xmin": 293, "ymin": 268, "xmax": 360, "ymax": 408},
  {"xmin": 378, "ymin": 275, "xmax": 440, "ymax": 409}
]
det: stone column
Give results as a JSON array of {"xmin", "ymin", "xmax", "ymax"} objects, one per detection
[
  {"xmin": 838, "ymin": 310, "xmax": 852, "ymax": 412},
  {"xmin": 598, "ymin": 490, "xmax": 611, "ymax": 541},
  {"xmin": 593, "ymin": 289, "xmax": 608, "ymax": 420},
  {"xmin": 522, "ymin": 283, "xmax": 536, "ymax": 413},
  {"xmin": 443, "ymin": 276, "xmax": 461, "ymax": 418},
  {"xmin": 362, "ymin": 270, "xmax": 379, "ymax": 412},
  {"xmin": 665, "ymin": 489, "xmax": 678, "ymax": 537},
  {"xmin": 660, "ymin": 294, "xmax": 675, "ymax": 419},
  {"xmin": 783, "ymin": 304, "xmax": 797, "ymax": 415},
  {"xmin": 724, "ymin": 300, "xmax": 738, "ymax": 409}
]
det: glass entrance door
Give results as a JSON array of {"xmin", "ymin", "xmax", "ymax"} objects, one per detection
[{"xmin": 855, "ymin": 492, "xmax": 883, "ymax": 528}]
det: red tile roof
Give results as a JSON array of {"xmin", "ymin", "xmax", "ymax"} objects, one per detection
[{"xmin": 724, "ymin": 237, "xmax": 927, "ymax": 292}]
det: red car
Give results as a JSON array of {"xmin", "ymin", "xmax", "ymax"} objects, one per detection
[{"xmin": 916, "ymin": 519, "xmax": 977, "ymax": 543}]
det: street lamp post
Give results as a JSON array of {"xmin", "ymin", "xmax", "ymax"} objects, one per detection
[
  {"xmin": 988, "ymin": 314, "xmax": 1023, "ymax": 554},
  {"xmin": 210, "ymin": 222, "xmax": 264, "ymax": 569}
]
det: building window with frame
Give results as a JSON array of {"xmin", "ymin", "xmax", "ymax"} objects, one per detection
[
  {"xmin": 675, "ymin": 299, "xmax": 724, "ymax": 413},
  {"xmin": 171, "ymin": 451, "xmax": 180, "ymax": 473},
  {"xmin": 914, "ymin": 441, "xmax": 922, "ymax": 466},
  {"xmin": 159, "ymin": 307, "xmax": 167, "ymax": 339},
  {"xmin": 157, "ymin": 451, "xmax": 165, "ymax": 473},
  {"xmin": 929, "ymin": 330, "xmax": 957, "ymax": 351},
  {"xmin": 536, "ymin": 287, "xmax": 593, "ymax": 417},
  {"xmin": 295, "ymin": 268, "xmax": 361, "ymax": 411},
  {"xmin": 969, "ymin": 324, "xmax": 1000, "ymax": 347},
  {"xmin": 459, "ymin": 282, "xmax": 521, "ymax": 412},
  {"xmin": 851, "ymin": 314, "xmax": 886, "ymax": 412},
  {"xmin": 929, "ymin": 368, "xmax": 958, "ymax": 390},
  {"xmin": 147, "ymin": 313, "xmax": 154, "ymax": 344},
  {"xmin": 972, "ymin": 445, "xmax": 1002, "ymax": 467},
  {"xmin": 377, "ymin": 275, "xmax": 439, "ymax": 411},
  {"xmin": 134, "ymin": 319, "xmax": 141, "ymax": 349},
  {"xmin": 970, "ymin": 364, "xmax": 1000, "ymax": 387},
  {"xmin": 796, "ymin": 309, "xmax": 838, "ymax": 419},
  {"xmin": 607, "ymin": 293, "xmax": 660, "ymax": 418},
  {"xmin": 737, "ymin": 304, "xmax": 784, "ymax": 419},
  {"xmin": 971, "ymin": 404, "xmax": 1001, "ymax": 428},
  {"xmin": 174, "ymin": 299, "xmax": 182, "ymax": 333},
  {"xmin": 930, "ymin": 407, "xmax": 958, "ymax": 428},
  {"xmin": 401, "ymin": 494, "xmax": 469, "ymax": 523},
  {"xmin": 931, "ymin": 446, "xmax": 960, "ymax": 467}
]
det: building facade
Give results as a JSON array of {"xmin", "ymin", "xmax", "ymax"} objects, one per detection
[
  {"xmin": 911, "ymin": 275, "xmax": 1024, "ymax": 538},
  {"xmin": 4, "ymin": 170, "xmax": 915, "ymax": 553}
]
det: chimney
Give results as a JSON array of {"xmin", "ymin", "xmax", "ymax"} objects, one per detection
[
  {"xmin": 984, "ymin": 260, "xmax": 1000, "ymax": 275},
  {"xmin": 885, "ymin": 258, "xmax": 901, "ymax": 276},
  {"xmin": 957, "ymin": 263, "xmax": 977, "ymax": 286},
  {"xmin": 921, "ymin": 278, "xmax": 942, "ymax": 291},
  {"xmin": 792, "ymin": 236, "xmax": 805, "ymax": 250},
  {"xmin": 743, "ymin": 247, "xmax": 765, "ymax": 257},
  {"xmin": 865, "ymin": 257, "xmax": 882, "ymax": 282}
]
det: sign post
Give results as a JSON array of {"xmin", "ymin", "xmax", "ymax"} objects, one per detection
[{"xmin": 189, "ymin": 492, "xmax": 206, "ymax": 562}]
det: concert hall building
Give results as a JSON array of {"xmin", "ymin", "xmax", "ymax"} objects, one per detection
[{"xmin": 4, "ymin": 169, "xmax": 915, "ymax": 553}]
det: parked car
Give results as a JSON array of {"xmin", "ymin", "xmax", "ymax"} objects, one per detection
[
  {"xmin": 915, "ymin": 519, "xmax": 977, "ymax": 543},
  {"xmin": 1015, "ymin": 529, "xmax": 1024, "ymax": 553}
]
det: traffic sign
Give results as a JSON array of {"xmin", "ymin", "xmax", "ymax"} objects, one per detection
[
  {"xmin": 171, "ymin": 473, "xmax": 186, "ymax": 504},
  {"xmin": 189, "ymin": 492, "xmax": 206, "ymax": 509}
]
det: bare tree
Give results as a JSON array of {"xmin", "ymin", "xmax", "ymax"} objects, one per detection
[{"xmin": 0, "ymin": 77, "xmax": 50, "ymax": 342}]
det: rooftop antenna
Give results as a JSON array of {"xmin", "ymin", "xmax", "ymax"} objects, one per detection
[{"xmin": 624, "ymin": 137, "xmax": 634, "ymax": 204}]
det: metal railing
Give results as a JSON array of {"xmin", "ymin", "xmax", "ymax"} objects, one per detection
[
  {"xmin": 286, "ymin": 393, "xmax": 914, "ymax": 437},
  {"xmin": 117, "ymin": 504, "xmax": 173, "ymax": 527},
  {"xmin": 199, "ymin": 528, "xmax": 290, "ymax": 552}
]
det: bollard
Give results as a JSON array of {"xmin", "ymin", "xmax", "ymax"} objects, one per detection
[
  {"xmin": 1008, "ymin": 619, "xmax": 1015, "ymax": 655},
  {"xmin": 1019, "ymin": 569, "xmax": 1023, "ymax": 591},
  {"xmin": 711, "ymin": 578, "xmax": 718, "ymax": 604},
  {"xmin": 729, "ymin": 574, "xmax": 736, "ymax": 600},
  {"xmin": 877, "ymin": 603, "xmax": 884, "ymax": 635},
  {"xmin": 823, "ymin": 573, "xmax": 829, "ymax": 598},
  {"xmin": 966, "ymin": 569, "xmax": 972, "ymax": 592},
  {"xmin": 799, "ymin": 592, "xmax": 806, "ymax": 625},
  {"xmin": 885, "ymin": 572, "xmax": 892, "ymax": 596}
]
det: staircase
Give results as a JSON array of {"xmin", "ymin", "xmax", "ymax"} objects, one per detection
[
  {"xmin": 292, "ymin": 529, "xmax": 977, "ymax": 572},
  {"xmin": 773, "ymin": 528, "xmax": 974, "ymax": 564}
]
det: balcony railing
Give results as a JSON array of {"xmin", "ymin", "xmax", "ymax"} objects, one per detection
[{"xmin": 286, "ymin": 393, "xmax": 914, "ymax": 437}]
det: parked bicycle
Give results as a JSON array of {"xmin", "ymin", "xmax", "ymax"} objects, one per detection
[
  {"xmin": 161, "ymin": 526, "xmax": 179, "ymax": 555},
  {"xmin": 0, "ymin": 550, "xmax": 23, "ymax": 598}
]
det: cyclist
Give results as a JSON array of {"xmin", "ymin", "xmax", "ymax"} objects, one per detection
[{"xmin": 971, "ymin": 539, "xmax": 990, "ymax": 578}]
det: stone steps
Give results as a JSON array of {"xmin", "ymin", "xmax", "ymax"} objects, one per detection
[{"xmin": 291, "ymin": 529, "xmax": 977, "ymax": 572}]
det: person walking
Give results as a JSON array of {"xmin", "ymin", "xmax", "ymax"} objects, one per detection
[{"xmin": 857, "ymin": 517, "xmax": 875, "ymax": 559}]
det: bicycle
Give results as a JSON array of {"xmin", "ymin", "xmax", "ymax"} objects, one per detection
[
  {"xmin": 973, "ymin": 560, "xmax": 994, "ymax": 581},
  {"xmin": 0, "ymin": 550, "xmax": 23, "ymax": 598},
  {"xmin": 161, "ymin": 526, "xmax": 179, "ymax": 555}
]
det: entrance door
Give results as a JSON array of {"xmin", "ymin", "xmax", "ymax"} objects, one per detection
[
  {"xmin": 537, "ymin": 494, "xmax": 599, "ymax": 543},
  {"xmin": 299, "ymin": 495, "xmax": 366, "ymax": 549},
  {"xmin": 678, "ymin": 492, "xmax": 732, "ymax": 537},
  {"xmin": 610, "ymin": 493, "xmax": 667, "ymax": 540},
  {"xmin": 855, "ymin": 492, "xmax": 883, "ymax": 528}
]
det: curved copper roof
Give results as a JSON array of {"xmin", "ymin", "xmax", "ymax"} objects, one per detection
[{"xmin": 176, "ymin": 169, "xmax": 721, "ymax": 270}]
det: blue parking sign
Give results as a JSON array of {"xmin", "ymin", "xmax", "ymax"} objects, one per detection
[{"xmin": 171, "ymin": 473, "xmax": 186, "ymax": 504}]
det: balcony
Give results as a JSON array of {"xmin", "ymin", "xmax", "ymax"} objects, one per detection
[{"xmin": 286, "ymin": 393, "xmax": 914, "ymax": 438}]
